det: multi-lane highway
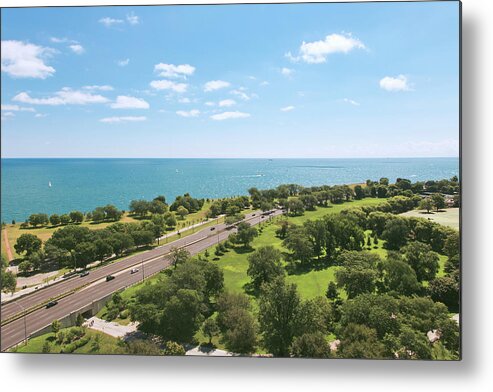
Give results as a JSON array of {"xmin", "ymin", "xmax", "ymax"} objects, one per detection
[{"xmin": 0, "ymin": 209, "xmax": 283, "ymax": 351}]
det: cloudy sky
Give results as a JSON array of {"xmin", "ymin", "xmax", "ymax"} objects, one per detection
[{"xmin": 1, "ymin": 2, "xmax": 459, "ymax": 158}]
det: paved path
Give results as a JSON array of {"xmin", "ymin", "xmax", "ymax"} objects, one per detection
[
  {"xmin": 2, "ymin": 228, "xmax": 14, "ymax": 262},
  {"xmin": 84, "ymin": 316, "xmax": 138, "ymax": 338},
  {"xmin": 186, "ymin": 346, "xmax": 232, "ymax": 357}
]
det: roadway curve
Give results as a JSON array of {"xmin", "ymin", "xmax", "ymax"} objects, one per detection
[{"xmin": 0, "ymin": 209, "xmax": 282, "ymax": 351}]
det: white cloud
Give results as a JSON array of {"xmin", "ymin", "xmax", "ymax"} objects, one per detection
[
  {"xmin": 230, "ymin": 89, "xmax": 257, "ymax": 101},
  {"xmin": 1, "ymin": 104, "xmax": 36, "ymax": 112},
  {"xmin": 1, "ymin": 40, "xmax": 55, "ymax": 79},
  {"xmin": 379, "ymin": 75, "xmax": 411, "ymax": 92},
  {"xmin": 69, "ymin": 44, "xmax": 85, "ymax": 54},
  {"xmin": 219, "ymin": 99, "xmax": 236, "ymax": 107},
  {"xmin": 83, "ymin": 85, "xmax": 114, "ymax": 91},
  {"xmin": 100, "ymin": 116, "xmax": 146, "ymax": 123},
  {"xmin": 117, "ymin": 58, "xmax": 130, "ymax": 67},
  {"xmin": 178, "ymin": 97, "xmax": 191, "ymax": 104},
  {"xmin": 204, "ymin": 80, "xmax": 231, "ymax": 92},
  {"xmin": 287, "ymin": 33, "xmax": 365, "ymax": 64},
  {"xmin": 154, "ymin": 63, "xmax": 195, "ymax": 79},
  {"xmin": 126, "ymin": 12, "xmax": 140, "ymax": 25},
  {"xmin": 176, "ymin": 109, "xmax": 200, "ymax": 118},
  {"xmin": 13, "ymin": 88, "xmax": 110, "ymax": 105},
  {"xmin": 281, "ymin": 67, "xmax": 294, "ymax": 77},
  {"xmin": 260, "ymin": 81, "xmax": 270, "ymax": 86},
  {"xmin": 210, "ymin": 111, "xmax": 251, "ymax": 121},
  {"xmin": 343, "ymin": 98, "xmax": 360, "ymax": 106},
  {"xmin": 35, "ymin": 113, "xmax": 48, "ymax": 118},
  {"xmin": 99, "ymin": 17, "xmax": 124, "ymax": 27},
  {"xmin": 205, "ymin": 101, "xmax": 215, "ymax": 107},
  {"xmin": 150, "ymin": 80, "xmax": 188, "ymax": 93},
  {"xmin": 2, "ymin": 112, "xmax": 15, "ymax": 117},
  {"xmin": 280, "ymin": 106, "xmax": 295, "ymax": 112},
  {"xmin": 110, "ymin": 95, "xmax": 150, "ymax": 109}
]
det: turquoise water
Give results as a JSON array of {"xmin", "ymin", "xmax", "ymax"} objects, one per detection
[{"xmin": 1, "ymin": 158, "xmax": 459, "ymax": 222}]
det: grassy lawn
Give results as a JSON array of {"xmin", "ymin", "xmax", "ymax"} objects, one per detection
[{"xmin": 13, "ymin": 328, "xmax": 122, "ymax": 354}]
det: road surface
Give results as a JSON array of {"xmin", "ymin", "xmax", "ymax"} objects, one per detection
[{"xmin": 0, "ymin": 209, "xmax": 282, "ymax": 351}]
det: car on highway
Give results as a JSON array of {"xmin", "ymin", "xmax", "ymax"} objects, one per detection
[
  {"xmin": 130, "ymin": 268, "xmax": 139, "ymax": 274},
  {"xmin": 210, "ymin": 227, "xmax": 216, "ymax": 231},
  {"xmin": 252, "ymin": 213, "xmax": 256, "ymax": 216},
  {"xmin": 106, "ymin": 275, "xmax": 115, "ymax": 282},
  {"xmin": 46, "ymin": 300, "xmax": 58, "ymax": 309},
  {"xmin": 79, "ymin": 271, "xmax": 89, "ymax": 277}
]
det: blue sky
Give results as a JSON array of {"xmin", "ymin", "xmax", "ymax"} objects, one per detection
[{"xmin": 1, "ymin": 1, "xmax": 459, "ymax": 158}]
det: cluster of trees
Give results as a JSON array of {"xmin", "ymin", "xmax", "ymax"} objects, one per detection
[
  {"xmin": 1, "ymin": 254, "xmax": 17, "ymax": 294},
  {"xmin": 130, "ymin": 255, "xmax": 224, "ymax": 343},
  {"xmin": 129, "ymin": 196, "xmax": 167, "ymax": 217},
  {"xmin": 207, "ymin": 196, "xmax": 250, "ymax": 217},
  {"xmin": 169, "ymin": 193, "xmax": 205, "ymax": 214},
  {"xmin": 13, "ymin": 219, "xmax": 165, "ymax": 273}
]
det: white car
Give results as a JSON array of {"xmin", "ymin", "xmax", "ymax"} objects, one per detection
[{"xmin": 130, "ymin": 268, "xmax": 139, "ymax": 274}]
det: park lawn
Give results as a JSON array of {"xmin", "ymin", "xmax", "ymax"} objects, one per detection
[
  {"xmin": 13, "ymin": 328, "xmax": 122, "ymax": 354},
  {"xmin": 208, "ymin": 198, "xmax": 387, "ymax": 300},
  {"xmin": 287, "ymin": 198, "xmax": 385, "ymax": 226}
]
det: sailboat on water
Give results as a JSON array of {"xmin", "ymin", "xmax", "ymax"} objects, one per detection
[{"xmin": 48, "ymin": 181, "xmax": 52, "ymax": 188}]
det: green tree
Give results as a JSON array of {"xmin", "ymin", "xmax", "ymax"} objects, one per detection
[
  {"xmin": 335, "ymin": 266, "xmax": 377, "ymax": 299},
  {"xmin": 234, "ymin": 222, "xmax": 258, "ymax": 248},
  {"xmin": 14, "ymin": 233, "xmax": 42, "ymax": 256},
  {"xmin": 402, "ymin": 241, "xmax": 439, "ymax": 282},
  {"xmin": 169, "ymin": 247, "xmax": 191, "ymax": 269},
  {"xmin": 69, "ymin": 210, "xmax": 84, "ymax": 223},
  {"xmin": 291, "ymin": 332, "xmax": 331, "ymax": 358},
  {"xmin": 287, "ymin": 198, "xmax": 305, "ymax": 216},
  {"xmin": 51, "ymin": 320, "xmax": 61, "ymax": 337},
  {"xmin": 283, "ymin": 225, "xmax": 315, "ymax": 265},
  {"xmin": 49, "ymin": 214, "xmax": 61, "ymax": 226},
  {"xmin": 176, "ymin": 206, "xmax": 189, "ymax": 220},
  {"xmin": 338, "ymin": 323, "xmax": 387, "ymax": 359},
  {"xmin": 431, "ymin": 193, "xmax": 446, "ymax": 212},
  {"xmin": 129, "ymin": 200, "xmax": 150, "ymax": 217},
  {"xmin": 18, "ymin": 260, "xmax": 33, "ymax": 274},
  {"xmin": 381, "ymin": 218, "xmax": 410, "ymax": 250},
  {"xmin": 428, "ymin": 276, "xmax": 459, "ymax": 309},
  {"xmin": 202, "ymin": 318, "xmax": 220, "ymax": 345},
  {"xmin": 73, "ymin": 242, "xmax": 97, "ymax": 269},
  {"xmin": 258, "ymin": 277, "xmax": 301, "ymax": 357},
  {"xmin": 163, "ymin": 341, "xmax": 186, "ymax": 356},
  {"xmin": 126, "ymin": 339, "xmax": 163, "ymax": 355},
  {"xmin": 247, "ymin": 246, "xmax": 284, "ymax": 292},
  {"xmin": 419, "ymin": 198, "xmax": 434, "ymax": 213},
  {"xmin": 326, "ymin": 281, "xmax": 339, "ymax": 301},
  {"xmin": 60, "ymin": 214, "xmax": 71, "ymax": 225},
  {"xmin": 381, "ymin": 252, "xmax": 422, "ymax": 296}
]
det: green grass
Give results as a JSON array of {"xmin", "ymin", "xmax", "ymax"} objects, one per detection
[{"xmin": 13, "ymin": 328, "xmax": 122, "ymax": 354}]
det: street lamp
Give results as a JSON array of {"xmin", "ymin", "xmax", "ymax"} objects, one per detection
[{"xmin": 15, "ymin": 302, "xmax": 28, "ymax": 346}]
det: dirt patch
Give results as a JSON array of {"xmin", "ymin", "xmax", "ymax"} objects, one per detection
[{"xmin": 400, "ymin": 208, "xmax": 459, "ymax": 230}]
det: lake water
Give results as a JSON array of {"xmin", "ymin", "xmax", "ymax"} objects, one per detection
[{"xmin": 1, "ymin": 158, "xmax": 459, "ymax": 222}]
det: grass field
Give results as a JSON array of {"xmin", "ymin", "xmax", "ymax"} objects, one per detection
[{"xmin": 400, "ymin": 207, "xmax": 459, "ymax": 230}]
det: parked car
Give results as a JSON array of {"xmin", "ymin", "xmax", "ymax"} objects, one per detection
[
  {"xmin": 130, "ymin": 268, "xmax": 139, "ymax": 274},
  {"xmin": 106, "ymin": 275, "xmax": 115, "ymax": 282},
  {"xmin": 79, "ymin": 271, "xmax": 89, "ymax": 277},
  {"xmin": 210, "ymin": 227, "xmax": 216, "ymax": 231},
  {"xmin": 252, "ymin": 213, "xmax": 256, "ymax": 216},
  {"xmin": 46, "ymin": 300, "xmax": 58, "ymax": 309}
]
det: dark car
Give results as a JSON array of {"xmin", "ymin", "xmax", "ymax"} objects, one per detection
[
  {"xmin": 252, "ymin": 213, "xmax": 256, "ymax": 216},
  {"xmin": 210, "ymin": 227, "xmax": 216, "ymax": 231},
  {"xmin": 46, "ymin": 300, "xmax": 58, "ymax": 309},
  {"xmin": 106, "ymin": 275, "xmax": 115, "ymax": 282},
  {"xmin": 79, "ymin": 271, "xmax": 89, "ymax": 277}
]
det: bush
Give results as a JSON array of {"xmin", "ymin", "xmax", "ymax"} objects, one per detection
[{"xmin": 60, "ymin": 336, "xmax": 90, "ymax": 353}]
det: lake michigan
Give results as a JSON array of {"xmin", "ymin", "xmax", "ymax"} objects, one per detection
[{"xmin": 1, "ymin": 157, "xmax": 459, "ymax": 222}]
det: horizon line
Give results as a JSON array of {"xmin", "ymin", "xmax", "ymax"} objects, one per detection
[{"xmin": 0, "ymin": 156, "xmax": 460, "ymax": 160}]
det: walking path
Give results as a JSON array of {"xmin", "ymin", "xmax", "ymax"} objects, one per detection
[
  {"xmin": 2, "ymin": 228, "xmax": 14, "ymax": 262},
  {"xmin": 84, "ymin": 316, "xmax": 138, "ymax": 338}
]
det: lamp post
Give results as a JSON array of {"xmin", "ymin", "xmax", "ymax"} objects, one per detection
[{"xmin": 15, "ymin": 302, "xmax": 28, "ymax": 346}]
